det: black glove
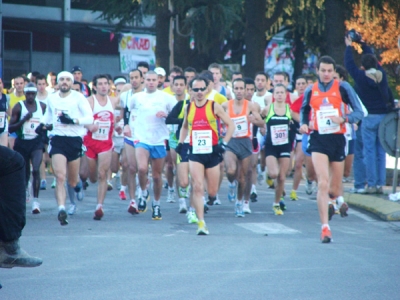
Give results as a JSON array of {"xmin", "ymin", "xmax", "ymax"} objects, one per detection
[
  {"xmin": 35, "ymin": 123, "xmax": 46, "ymax": 135},
  {"xmin": 252, "ymin": 137, "xmax": 258, "ymax": 151},
  {"xmin": 175, "ymin": 143, "xmax": 183, "ymax": 158},
  {"xmin": 217, "ymin": 142, "xmax": 226, "ymax": 155},
  {"xmin": 58, "ymin": 112, "xmax": 75, "ymax": 124}
]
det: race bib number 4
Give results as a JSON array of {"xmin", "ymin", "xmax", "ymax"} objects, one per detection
[
  {"xmin": 232, "ymin": 116, "xmax": 248, "ymax": 138},
  {"xmin": 0, "ymin": 112, "xmax": 5, "ymax": 129},
  {"xmin": 271, "ymin": 124, "xmax": 288, "ymax": 145},
  {"xmin": 92, "ymin": 121, "xmax": 111, "ymax": 141},
  {"xmin": 192, "ymin": 130, "xmax": 212, "ymax": 154},
  {"xmin": 23, "ymin": 117, "xmax": 40, "ymax": 136},
  {"xmin": 316, "ymin": 108, "xmax": 340, "ymax": 134}
]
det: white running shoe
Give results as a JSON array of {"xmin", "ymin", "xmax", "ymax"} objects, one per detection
[
  {"xmin": 243, "ymin": 202, "xmax": 252, "ymax": 214},
  {"xmin": 178, "ymin": 198, "xmax": 187, "ymax": 213},
  {"xmin": 167, "ymin": 189, "xmax": 176, "ymax": 203},
  {"xmin": 68, "ymin": 204, "xmax": 76, "ymax": 215},
  {"xmin": 32, "ymin": 201, "xmax": 40, "ymax": 214}
]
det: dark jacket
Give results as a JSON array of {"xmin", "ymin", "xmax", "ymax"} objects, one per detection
[{"xmin": 344, "ymin": 44, "xmax": 391, "ymax": 114}]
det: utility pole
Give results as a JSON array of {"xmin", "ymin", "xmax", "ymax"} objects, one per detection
[{"xmin": 63, "ymin": 0, "xmax": 71, "ymax": 71}]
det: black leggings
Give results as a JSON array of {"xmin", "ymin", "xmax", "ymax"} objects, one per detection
[{"xmin": 0, "ymin": 146, "xmax": 26, "ymax": 242}]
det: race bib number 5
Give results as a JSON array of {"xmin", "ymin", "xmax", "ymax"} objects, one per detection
[
  {"xmin": 192, "ymin": 130, "xmax": 212, "ymax": 154},
  {"xmin": 271, "ymin": 124, "xmax": 288, "ymax": 145},
  {"xmin": 316, "ymin": 108, "xmax": 340, "ymax": 134}
]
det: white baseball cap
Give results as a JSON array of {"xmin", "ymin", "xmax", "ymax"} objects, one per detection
[{"xmin": 154, "ymin": 67, "xmax": 166, "ymax": 77}]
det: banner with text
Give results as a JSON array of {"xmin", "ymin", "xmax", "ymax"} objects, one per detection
[{"xmin": 119, "ymin": 34, "xmax": 156, "ymax": 73}]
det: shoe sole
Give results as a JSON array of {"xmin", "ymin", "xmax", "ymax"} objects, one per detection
[
  {"xmin": 328, "ymin": 204, "xmax": 335, "ymax": 221},
  {"xmin": 235, "ymin": 214, "xmax": 245, "ymax": 218},
  {"xmin": 58, "ymin": 211, "xmax": 68, "ymax": 226},
  {"xmin": 197, "ymin": 230, "xmax": 209, "ymax": 235},
  {"xmin": 339, "ymin": 203, "xmax": 348, "ymax": 217},
  {"xmin": 93, "ymin": 210, "xmax": 104, "ymax": 220},
  {"xmin": 128, "ymin": 206, "xmax": 139, "ymax": 215},
  {"xmin": 166, "ymin": 200, "xmax": 176, "ymax": 203},
  {"xmin": 321, "ymin": 236, "xmax": 331, "ymax": 243},
  {"xmin": 243, "ymin": 210, "xmax": 251, "ymax": 214},
  {"xmin": 152, "ymin": 216, "xmax": 162, "ymax": 220},
  {"xmin": 214, "ymin": 201, "xmax": 221, "ymax": 205},
  {"xmin": 32, "ymin": 209, "xmax": 40, "ymax": 214},
  {"xmin": 179, "ymin": 208, "xmax": 187, "ymax": 214},
  {"xmin": 204, "ymin": 205, "xmax": 209, "ymax": 213},
  {"xmin": 40, "ymin": 187, "xmax": 46, "ymax": 190}
]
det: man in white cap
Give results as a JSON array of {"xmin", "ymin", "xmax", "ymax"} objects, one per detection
[
  {"xmin": 38, "ymin": 71, "xmax": 94, "ymax": 226},
  {"xmin": 155, "ymin": 67, "xmax": 167, "ymax": 90}
]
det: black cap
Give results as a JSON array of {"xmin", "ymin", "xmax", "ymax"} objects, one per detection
[{"xmin": 71, "ymin": 66, "xmax": 82, "ymax": 73}]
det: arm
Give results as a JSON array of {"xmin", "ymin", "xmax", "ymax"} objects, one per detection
[
  {"xmin": 165, "ymin": 101, "xmax": 184, "ymax": 125},
  {"xmin": 344, "ymin": 37, "xmax": 364, "ymax": 83},
  {"xmin": 264, "ymin": 94, "xmax": 272, "ymax": 107},
  {"xmin": 214, "ymin": 103, "xmax": 234, "ymax": 144},
  {"xmin": 248, "ymin": 102, "xmax": 265, "ymax": 127},
  {"xmin": 178, "ymin": 105, "xmax": 189, "ymax": 144},
  {"xmin": 8, "ymin": 103, "xmax": 26, "ymax": 133},
  {"xmin": 299, "ymin": 88, "xmax": 312, "ymax": 133},
  {"xmin": 339, "ymin": 82, "xmax": 365, "ymax": 124},
  {"xmin": 76, "ymin": 96, "xmax": 94, "ymax": 125}
]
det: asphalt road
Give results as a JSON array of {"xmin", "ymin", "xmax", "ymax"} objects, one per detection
[{"xmin": 1, "ymin": 176, "xmax": 400, "ymax": 300}]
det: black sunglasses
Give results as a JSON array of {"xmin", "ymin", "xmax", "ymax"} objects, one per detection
[{"xmin": 192, "ymin": 87, "xmax": 207, "ymax": 92}]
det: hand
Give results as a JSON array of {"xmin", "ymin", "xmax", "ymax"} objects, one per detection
[
  {"xmin": 217, "ymin": 142, "xmax": 226, "ymax": 155},
  {"xmin": 45, "ymin": 124, "xmax": 53, "ymax": 131},
  {"xmin": 115, "ymin": 126, "xmax": 122, "ymax": 135},
  {"xmin": 58, "ymin": 112, "xmax": 75, "ymax": 124},
  {"xmin": 330, "ymin": 116, "xmax": 344, "ymax": 125},
  {"xmin": 23, "ymin": 112, "xmax": 33, "ymax": 121},
  {"xmin": 87, "ymin": 124, "xmax": 99, "ymax": 133},
  {"xmin": 156, "ymin": 111, "xmax": 167, "ymax": 118},
  {"xmin": 353, "ymin": 123, "xmax": 358, "ymax": 131},
  {"xmin": 248, "ymin": 114, "xmax": 255, "ymax": 123},
  {"xmin": 299, "ymin": 124, "xmax": 309, "ymax": 134},
  {"xmin": 252, "ymin": 137, "xmax": 258, "ymax": 151},
  {"xmin": 35, "ymin": 123, "xmax": 46, "ymax": 135},
  {"xmin": 175, "ymin": 143, "xmax": 183, "ymax": 159},
  {"xmin": 123, "ymin": 124, "xmax": 132, "ymax": 138}
]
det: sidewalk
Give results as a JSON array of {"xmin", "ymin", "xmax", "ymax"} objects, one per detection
[{"xmin": 344, "ymin": 191, "xmax": 400, "ymax": 221}]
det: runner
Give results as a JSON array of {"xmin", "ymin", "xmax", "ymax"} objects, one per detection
[
  {"xmin": 177, "ymin": 76, "xmax": 234, "ymax": 235},
  {"xmin": 0, "ymin": 78, "xmax": 9, "ymax": 147},
  {"xmin": 9, "ymin": 83, "xmax": 46, "ymax": 213},
  {"xmin": 300, "ymin": 56, "xmax": 364, "ymax": 243},
  {"xmin": 81, "ymin": 74, "xmax": 119, "ymax": 220},
  {"xmin": 39, "ymin": 71, "xmax": 94, "ymax": 225},
  {"xmin": 261, "ymin": 84, "xmax": 294, "ymax": 216},
  {"xmin": 222, "ymin": 79, "xmax": 264, "ymax": 216},
  {"xmin": 124, "ymin": 71, "xmax": 176, "ymax": 220}
]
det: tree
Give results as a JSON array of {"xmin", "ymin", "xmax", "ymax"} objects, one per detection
[{"xmin": 345, "ymin": 1, "xmax": 400, "ymax": 94}]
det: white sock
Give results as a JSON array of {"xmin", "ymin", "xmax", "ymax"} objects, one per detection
[
  {"xmin": 168, "ymin": 186, "xmax": 174, "ymax": 192},
  {"xmin": 153, "ymin": 199, "xmax": 160, "ymax": 206},
  {"xmin": 58, "ymin": 205, "xmax": 65, "ymax": 211},
  {"xmin": 322, "ymin": 224, "xmax": 330, "ymax": 230},
  {"xmin": 33, "ymin": 198, "xmax": 39, "ymax": 202},
  {"xmin": 251, "ymin": 184, "xmax": 256, "ymax": 193},
  {"xmin": 96, "ymin": 204, "xmax": 103, "ymax": 210},
  {"xmin": 120, "ymin": 185, "xmax": 126, "ymax": 192},
  {"xmin": 141, "ymin": 189, "xmax": 148, "ymax": 197},
  {"xmin": 244, "ymin": 199, "xmax": 249, "ymax": 204}
]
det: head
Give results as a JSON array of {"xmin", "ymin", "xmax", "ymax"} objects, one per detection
[
  {"xmin": 57, "ymin": 71, "xmax": 74, "ymax": 93},
  {"xmin": 172, "ymin": 75, "xmax": 187, "ymax": 97},
  {"xmin": 144, "ymin": 71, "xmax": 158, "ymax": 93},
  {"xmin": 184, "ymin": 67, "xmax": 197, "ymax": 86},
  {"xmin": 254, "ymin": 72, "xmax": 269, "ymax": 92},
  {"xmin": 273, "ymin": 84, "xmax": 287, "ymax": 102},
  {"xmin": 24, "ymin": 83, "xmax": 37, "ymax": 103},
  {"xmin": 47, "ymin": 72, "xmax": 57, "ymax": 87},
  {"xmin": 127, "ymin": 69, "xmax": 141, "ymax": 91},
  {"xmin": 231, "ymin": 72, "xmax": 243, "ymax": 82},
  {"xmin": 199, "ymin": 70, "xmax": 214, "ymax": 92},
  {"xmin": 361, "ymin": 54, "xmax": 378, "ymax": 71},
  {"xmin": 28, "ymin": 71, "xmax": 40, "ymax": 83},
  {"xmin": 154, "ymin": 67, "xmax": 167, "ymax": 88},
  {"xmin": 304, "ymin": 74, "xmax": 316, "ymax": 85},
  {"xmin": 273, "ymin": 71, "xmax": 289, "ymax": 87},
  {"xmin": 334, "ymin": 65, "xmax": 348, "ymax": 82},
  {"xmin": 113, "ymin": 76, "xmax": 127, "ymax": 97},
  {"xmin": 208, "ymin": 63, "xmax": 223, "ymax": 84},
  {"xmin": 137, "ymin": 61, "xmax": 149, "ymax": 79},
  {"xmin": 295, "ymin": 76, "xmax": 307, "ymax": 95},
  {"xmin": 71, "ymin": 66, "xmax": 83, "ymax": 82},
  {"xmin": 244, "ymin": 77, "xmax": 255, "ymax": 100},
  {"xmin": 168, "ymin": 66, "xmax": 183, "ymax": 83},
  {"xmin": 72, "ymin": 81, "xmax": 83, "ymax": 93},
  {"xmin": 189, "ymin": 76, "xmax": 209, "ymax": 102},
  {"xmin": 232, "ymin": 78, "xmax": 245, "ymax": 101},
  {"xmin": 36, "ymin": 74, "xmax": 47, "ymax": 93},
  {"xmin": 316, "ymin": 56, "xmax": 336, "ymax": 84},
  {"xmin": 14, "ymin": 76, "xmax": 25, "ymax": 94},
  {"xmin": 92, "ymin": 74, "xmax": 110, "ymax": 96}
]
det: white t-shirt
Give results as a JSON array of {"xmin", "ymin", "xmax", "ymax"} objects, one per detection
[
  {"xmin": 252, "ymin": 91, "xmax": 271, "ymax": 110},
  {"xmin": 41, "ymin": 90, "xmax": 93, "ymax": 137},
  {"xmin": 128, "ymin": 90, "xmax": 176, "ymax": 145}
]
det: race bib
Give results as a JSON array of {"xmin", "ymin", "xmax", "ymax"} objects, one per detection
[
  {"xmin": 271, "ymin": 124, "xmax": 288, "ymax": 145},
  {"xmin": 92, "ymin": 121, "xmax": 111, "ymax": 141},
  {"xmin": 0, "ymin": 112, "xmax": 5, "ymax": 129},
  {"xmin": 192, "ymin": 130, "xmax": 212, "ymax": 154},
  {"xmin": 316, "ymin": 108, "xmax": 340, "ymax": 134},
  {"xmin": 232, "ymin": 116, "xmax": 248, "ymax": 138},
  {"xmin": 22, "ymin": 117, "xmax": 40, "ymax": 136}
]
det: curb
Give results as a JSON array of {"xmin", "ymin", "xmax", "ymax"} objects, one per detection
[{"xmin": 344, "ymin": 192, "xmax": 400, "ymax": 221}]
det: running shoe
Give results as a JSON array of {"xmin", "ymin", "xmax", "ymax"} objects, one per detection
[
  {"xmin": 204, "ymin": 204, "xmax": 209, "ymax": 214},
  {"xmin": 257, "ymin": 172, "xmax": 264, "ymax": 185},
  {"xmin": 166, "ymin": 189, "xmax": 176, "ymax": 203},
  {"xmin": 235, "ymin": 203, "xmax": 245, "ymax": 218},
  {"xmin": 67, "ymin": 204, "xmax": 76, "ymax": 215},
  {"xmin": 51, "ymin": 178, "xmax": 56, "ymax": 189},
  {"xmin": 349, "ymin": 187, "xmax": 366, "ymax": 194},
  {"xmin": 163, "ymin": 182, "xmax": 168, "ymax": 189},
  {"xmin": 128, "ymin": 200, "xmax": 139, "ymax": 215},
  {"xmin": 138, "ymin": 191, "xmax": 149, "ymax": 213},
  {"xmin": 32, "ymin": 201, "xmax": 40, "ymax": 214},
  {"xmin": 152, "ymin": 205, "xmax": 162, "ymax": 220},
  {"xmin": 107, "ymin": 181, "xmax": 113, "ymax": 191},
  {"xmin": 58, "ymin": 209, "xmax": 68, "ymax": 226},
  {"xmin": 290, "ymin": 190, "xmax": 298, "ymax": 201},
  {"xmin": 119, "ymin": 190, "xmax": 127, "ymax": 200},
  {"xmin": 75, "ymin": 185, "xmax": 84, "ymax": 201},
  {"xmin": 40, "ymin": 180, "xmax": 47, "ymax": 190},
  {"xmin": 339, "ymin": 202, "xmax": 349, "ymax": 217},
  {"xmin": 83, "ymin": 180, "xmax": 89, "ymax": 190},
  {"xmin": 376, "ymin": 186, "xmax": 383, "ymax": 194},
  {"xmin": 250, "ymin": 192, "xmax": 258, "ymax": 202},
  {"xmin": 305, "ymin": 180, "xmax": 313, "ymax": 195},
  {"xmin": 93, "ymin": 207, "xmax": 104, "ymax": 220},
  {"xmin": 196, "ymin": 220, "xmax": 209, "ymax": 235},
  {"xmin": 273, "ymin": 204, "xmax": 284, "ymax": 215},
  {"xmin": 321, "ymin": 227, "xmax": 332, "ymax": 243},
  {"xmin": 228, "ymin": 182, "xmax": 237, "ymax": 202},
  {"xmin": 214, "ymin": 194, "xmax": 221, "ymax": 205},
  {"xmin": 243, "ymin": 202, "xmax": 252, "ymax": 214},
  {"xmin": 279, "ymin": 199, "xmax": 286, "ymax": 211},
  {"xmin": 328, "ymin": 203, "xmax": 335, "ymax": 221},
  {"xmin": 187, "ymin": 211, "xmax": 199, "ymax": 224},
  {"xmin": 266, "ymin": 177, "xmax": 275, "ymax": 188},
  {"xmin": 179, "ymin": 198, "xmax": 187, "ymax": 214}
]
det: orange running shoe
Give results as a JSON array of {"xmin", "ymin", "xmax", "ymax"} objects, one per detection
[{"xmin": 321, "ymin": 227, "xmax": 332, "ymax": 243}]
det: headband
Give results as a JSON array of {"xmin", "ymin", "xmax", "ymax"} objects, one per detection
[
  {"xmin": 24, "ymin": 86, "xmax": 37, "ymax": 93},
  {"xmin": 114, "ymin": 78, "xmax": 127, "ymax": 85},
  {"xmin": 57, "ymin": 71, "xmax": 74, "ymax": 82}
]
